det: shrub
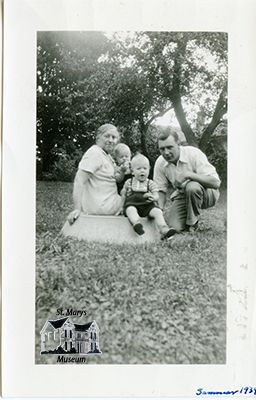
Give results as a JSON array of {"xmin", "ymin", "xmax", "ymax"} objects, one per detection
[
  {"xmin": 42, "ymin": 148, "xmax": 83, "ymax": 182},
  {"xmin": 205, "ymin": 136, "xmax": 227, "ymax": 187}
]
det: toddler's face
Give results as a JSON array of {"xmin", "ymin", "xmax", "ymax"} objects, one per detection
[
  {"xmin": 116, "ymin": 150, "xmax": 131, "ymax": 165},
  {"xmin": 132, "ymin": 160, "xmax": 150, "ymax": 181}
]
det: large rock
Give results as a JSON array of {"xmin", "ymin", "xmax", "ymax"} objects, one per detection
[{"xmin": 61, "ymin": 214, "xmax": 160, "ymax": 244}]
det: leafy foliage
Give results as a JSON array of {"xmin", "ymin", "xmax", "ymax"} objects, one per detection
[
  {"xmin": 37, "ymin": 31, "xmax": 113, "ymax": 176},
  {"xmin": 205, "ymin": 125, "xmax": 227, "ymax": 186},
  {"xmin": 37, "ymin": 31, "xmax": 227, "ymax": 180},
  {"xmin": 42, "ymin": 147, "xmax": 84, "ymax": 182}
]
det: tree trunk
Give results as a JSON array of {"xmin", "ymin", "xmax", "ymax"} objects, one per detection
[
  {"xmin": 171, "ymin": 93, "xmax": 198, "ymax": 146},
  {"xmin": 169, "ymin": 40, "xmax": 198, "ymax": 146},
  {"xmin": 199, "ymin": 83, "xmax": 227, "ymax": 152},
  {"xmin": 41, "ymin": 137, "xmax": 55, "ymax": 173},
  {"xmin": 139, "ymin": 119, "xmax": 149, "ymax": 158}
]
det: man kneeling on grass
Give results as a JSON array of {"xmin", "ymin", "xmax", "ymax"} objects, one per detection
[
  {"xmin": 121, "ymin": 154, "xmax": 175, "ymax": 240},
  {"xmin": 153, "ymin": 127, "xmax": 221, "ymax": 233}
]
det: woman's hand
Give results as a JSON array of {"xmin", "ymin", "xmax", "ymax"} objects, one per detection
[{"xmin": 67, "ymin": 209, "xmax": 81, "ymax": 225}]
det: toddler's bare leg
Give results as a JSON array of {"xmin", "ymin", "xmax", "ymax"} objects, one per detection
[
  {"xmin": 149, "ymin": 207, "xmax": 176, "ymax": 239},
  {"xmin": 149, "ymin": 207, "xmax": 168, "ymax": 229},
  {"xmin": 126, "ymin": 206, "xmax": 145, "ymax": 235},
  {"xmin": 126, "ymin": 206, "xmax": 140, "ymax": 225}
]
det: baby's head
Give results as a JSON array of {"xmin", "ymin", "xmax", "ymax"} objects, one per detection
[
  {"xmin": 114, "ymin": 143, "xmax": 131, "ymax": 166},
  {"xmin": 130, "ymin": 154, "xmax": 150, "ymax": 181}
]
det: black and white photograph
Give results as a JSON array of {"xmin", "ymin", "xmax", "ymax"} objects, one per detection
[
  {"xmin": 36, "ymin": 30, "xmax": 227, "ymax": 364},
  {"xmin": 2, "ymin": 0, "xmax": 256, "ymax": 397}
]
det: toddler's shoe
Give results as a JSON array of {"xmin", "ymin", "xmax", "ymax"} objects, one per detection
[
  {"xmin": 133, "ymin": 223, "xmax": 145, "ymax": 235},
  {"xmin": 160, "ymin": 226, "xmax": 176, "ymax": 240}
]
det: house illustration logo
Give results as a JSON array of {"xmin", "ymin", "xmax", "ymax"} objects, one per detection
[{"xmin": 40, "ymin": 317, "xmax": 101, "ymax": 355}]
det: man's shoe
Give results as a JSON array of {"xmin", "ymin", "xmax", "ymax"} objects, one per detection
[{"xmin": 185, "ymin": 221, "xmax": 199, "ymax": 232}]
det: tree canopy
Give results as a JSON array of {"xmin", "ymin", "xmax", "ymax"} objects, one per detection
[{"xmin": 37, "ymin": 31, "xmax": 227, "ymax": 180}]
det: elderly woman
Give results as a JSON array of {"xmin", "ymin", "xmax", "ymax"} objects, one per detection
[{"xmin": 67, "ymin": 123, "xmax": 122, "ymax": 224}]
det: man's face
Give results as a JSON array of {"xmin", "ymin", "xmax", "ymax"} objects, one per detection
[
  {"xmin": 97, "ymin": 128, "xmax": 120, "ymax": 153},
  {"xmin": 158, "ymin": 135, "xmax": 180, "ymax": 164}
]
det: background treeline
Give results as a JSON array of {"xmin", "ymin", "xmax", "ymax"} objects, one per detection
[{"xmin": 37, "ymin": 31, "xmax": 227, "ymax": 183}]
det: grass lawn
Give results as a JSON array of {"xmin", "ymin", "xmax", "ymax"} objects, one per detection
[{"xmin": 36, "ymin": 181, "xmax": 226, "ymax": 364}]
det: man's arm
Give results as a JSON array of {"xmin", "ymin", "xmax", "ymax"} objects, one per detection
[
  {"xmin": 187, "ymin": 148, "xmax": 221, "ymax": 189},
  {"xmin": 67, "ymin": 169, "xmax": 92, "ymax": 224},
  {"xmin": 177, "ymin": 171, "xmax": 220, "ymax": 189},
  {"xmin": 187, "ymin": 172, "xmax": 220, "ymax": 189},
  {"xmin": 175, "ymin": 147, "xmax": 221, "ymax": 190}
]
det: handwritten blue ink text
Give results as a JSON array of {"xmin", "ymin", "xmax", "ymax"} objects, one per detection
[{"xmin": 196, "ymin": 387, "xmax": 256, "ymax": 396}]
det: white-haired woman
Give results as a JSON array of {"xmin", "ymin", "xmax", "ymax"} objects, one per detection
[{"xmin": 67, "ymin": 123, "xmax": 122, "ymax": 224}]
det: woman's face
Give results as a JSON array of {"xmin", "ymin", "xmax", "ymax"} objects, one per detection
[{"xmin": 97, "ymin": 128, "xmax": 120, "ymax": 153}]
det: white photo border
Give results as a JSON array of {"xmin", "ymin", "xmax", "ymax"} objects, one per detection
[{"xmin": 2, "ymin": 0, "xmax": 256, "ymax": 397}]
